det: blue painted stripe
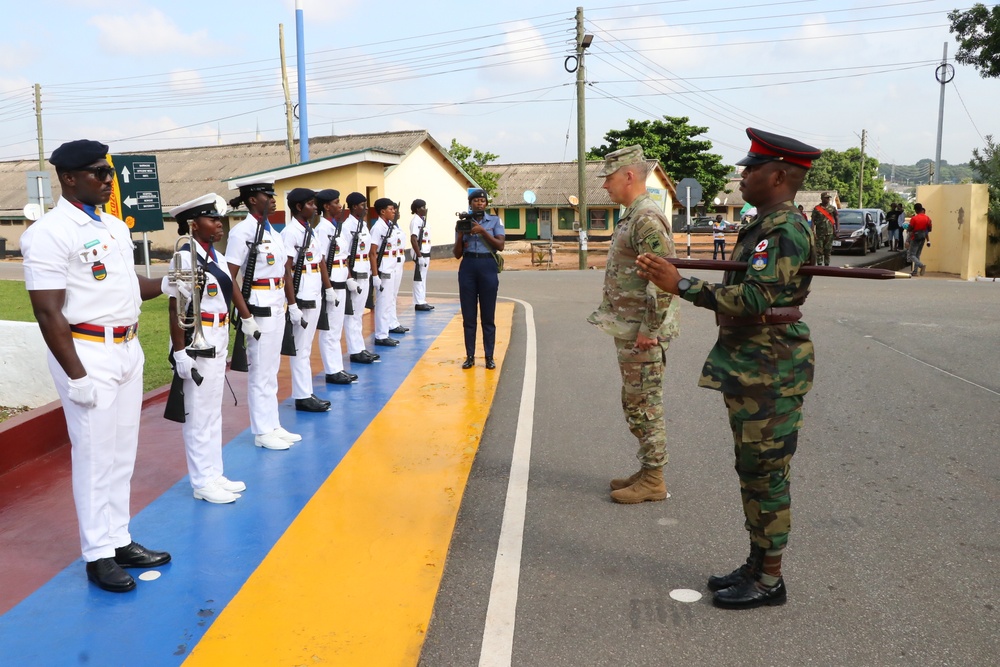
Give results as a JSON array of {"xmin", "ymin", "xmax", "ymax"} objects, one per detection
[{"xmin": 0, "ymin": 305, "xmax": 458, "ymax": 667}]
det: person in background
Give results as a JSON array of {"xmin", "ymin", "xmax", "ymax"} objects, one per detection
[
  {"xmin": 314, "ymin": 189, "xmax": 358, "ymax": 386},
  {"xmin": 342, "ymin": 193, "xmax": 380, "ymax": 365},
  {"xmin": 369, "ymin": 198, "xmax": 402, "ymax": 348},
  {"xmin": 907, "ymin": 203, "xmax": 932, "ymax": 276},
  {"xmin": 811, "ymin": 192, "xmax": 838, "ymax": 266},
  {"xmin": 712, "ymin": 214, "xmax": 727, "ymax": 260},
  {"xmin": 410, "ymin": 199, "xmax": 434, "ymax": 312}
]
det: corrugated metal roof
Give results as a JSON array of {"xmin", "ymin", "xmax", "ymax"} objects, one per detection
[{"xmin": 483, "ymin": 160, "xmax": 674, "ymax": 207}]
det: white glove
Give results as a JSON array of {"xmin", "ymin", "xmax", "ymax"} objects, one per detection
[
  {"xmin": 371, "ymin": 274, "xmax": 383, "ymax": 291},
  {"xmin": 174, "ymin": 348, "xmax": 196, "ymax": 381},
  {"xmin": 160, "ymin": 276, "xmax": 176, "ymax": 299},
  {"xmin": 288, "ymin": 303, "xmax": 306, "ymax": 327},
  {"xmin": 67, "ymin": 375, "xmax": 97, "ymax": 409},
  {"xmin": 346, "ymin": 277, "xmax": 361, "ymax": 294},
  {"xmin": 240, "ymin": 316, "xmax": 261, "ymax": 340},
  {"xmin": 325, "ymin": 287, "xmax": 339, "ymax": 307}
]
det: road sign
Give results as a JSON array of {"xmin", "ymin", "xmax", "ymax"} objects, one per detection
[
  {"xmin": 676, "ymin": 177, "xmax": 702, "ymax": 208},
  {"xmin": 105, "ymin": 154, "xmax": 163, "ymax": 232},
  {"xmin": 26, "ymin": 171, "xmax": 53, "ymax": 206}
]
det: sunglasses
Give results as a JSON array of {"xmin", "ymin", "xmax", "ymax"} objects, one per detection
[{"xmin": 78, "ymin": 166, "xmax": 115, "ymax": 181}]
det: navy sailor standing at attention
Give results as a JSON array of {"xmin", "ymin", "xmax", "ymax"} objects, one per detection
[
  {"xmin": 226, "ymin": 178, "xmax": 302, "ymax": 449},
  {"xmin": 313, "ymin": 188, "xmax": 359, "ymax": 386},
  {"xmin": 21, "ymin": 139, "xmax": 172, "ymax": 592}
]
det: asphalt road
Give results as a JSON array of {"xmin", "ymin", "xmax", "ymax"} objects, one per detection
[{"xmin": 419, "ymin": 266, "xmax": 999, "ymax": 667}]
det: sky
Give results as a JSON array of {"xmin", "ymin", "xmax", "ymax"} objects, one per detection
[{"xmin": 0, "ymin": 0, "xmax": 994, "ymax": 178}]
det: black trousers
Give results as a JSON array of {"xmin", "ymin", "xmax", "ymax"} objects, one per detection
[{"xmin": 458, "ymin": 256, "xmax": 499, "ymax": 357}]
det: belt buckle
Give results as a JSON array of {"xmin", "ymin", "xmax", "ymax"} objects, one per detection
[{"xmin": 123, "ymin": 324, "xmax": 137, "ymax": 342}]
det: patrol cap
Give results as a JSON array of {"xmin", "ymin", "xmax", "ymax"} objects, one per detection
[
  {"xmin": 169, "ymin": 194, "xmax": 223, "ymax": 223},
  {"xmin": 346, "ymin": 192, "xmax": 367, "ymax": 208},
  {"xmin": 286, "ymin": 187, "xmax": 316, "ymax": 207},
  {"xmin": 315, "ymin": 188, "xmax": 340, "ymax": 204},
  {"xmin": 468, "ymin": 188, "xmax": 488, "ymax": 201},
  {"xmin": 735, "ymin": 128, "xmax": 820, "ymax": 169},
  {"xmin": 596, "ymin": 145, "xmax": 645, "ymax": 177},
  {"xmin": 49, "ymin": 139, "xmax": 110, "ymax": 171},
  {"xmin": 411, "ymin": 198, "xmax": 426, "ymax": 213},
  {"xmin": 373, "ymin": 197, "xmax": 394, "ymax": 213},
  {"xmin": 820, "ymin": 192, "xmax": 831, "ymax": 199}
]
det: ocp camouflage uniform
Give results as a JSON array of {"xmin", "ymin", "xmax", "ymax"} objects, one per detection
[
  {"xmin": 811, "ymin": 203, "xmax": 837, "ymax": 266},
  {"xmin": 679, "ymin": 203, "xmax": 814, "ymax": 550},
  {"xmin": 588, "ymin": 193, "xmax": 680, "ymax": 469}
]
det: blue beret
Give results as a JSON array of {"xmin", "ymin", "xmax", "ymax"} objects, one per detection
[
  {"xmin": 49, "ymin": 139, "xmax": 110, "ymax": 170},
  {"xmin": 468, "ymin": 189, "xmax": 488, "ymax": 201},
  {"xmin": 315, "ymin": 189, "xmax": 340, "ymax": 204},
  {"xmin": 286, "ymin": 188, "xmax": 316, "ymax": 206},
  {"xmin": 346, "ymin": 192, "xmax": 366, "ymax": 208}
]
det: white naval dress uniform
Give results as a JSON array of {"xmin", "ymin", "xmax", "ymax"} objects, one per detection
[
  {"xmin": 410, "ymin": 213, "xmax": 431, "ymax": 306},
  {"xmin": 171, "ymin": 242, "xmax": 232, "ymax": 490},
  {"xmin": 390, "ymin": 221, "xmax": 405, "ymax": 328},
  {"xmin": 369, "ymin": 218, "xmax": 398, "ymax": 340},
  {"xmin": 226, "ymin": 215, "xmax": 287, "ymax": 436},
  {"xmin": 281, "ymin": 218, "xmax": 324, "ymax": 400},
  {"xmin": 21, "ymin": 197, "xmax": 145, "ymax": 562},
  {"xmin": 315, "ymin": 217, "xmax": 349, "ymax": 375},
  {"xmin": 343, "ymin": 214, "xmax": 372, "ymax": 355}
]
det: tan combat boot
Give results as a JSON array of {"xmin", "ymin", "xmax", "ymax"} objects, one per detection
[
  {"xmin": 610, "ymin": 469, "xmax": 643, "ymax": 491},
  {"xmin": 610, "ymin": 468, "xmax": 668, "ymax": 504}
]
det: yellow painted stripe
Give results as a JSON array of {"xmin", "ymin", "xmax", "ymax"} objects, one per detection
[{"xmin": 184, "ymin": 303, "xmax": 514, "ymax": 666}]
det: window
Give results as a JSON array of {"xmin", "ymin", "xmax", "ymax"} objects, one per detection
[{"xmin": 589, "ymin": 209, "xmax": 608, "ymax": 230}]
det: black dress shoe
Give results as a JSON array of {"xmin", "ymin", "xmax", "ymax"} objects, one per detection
[
  {"xmin": 350, "ymin": 352, "xmax": 375, "ymax": 364},
  {"xmin": 707, "ymin": 563, "xmax": 755, "ymax": 592},
  {"xmin": 114, "ymin": 541, "xmax": 171, "ymax": 568},
  {"xmin": 374, "ymin": 337, "xmax": 399, "ymax": 346},
  {"xmin": 389, "ymin": 325, "xmax": 409, "ymax": 334},
  {"xmin": 414, "ymin": 303, "xmax": 434, "ymax": 311},
  {"xmin": 295, "ymin": 396, "xmax": 331, "ymax": 412},
  {"xmin": 485, "ymin": 357, "xmax": 496, "ymax": 370},
  {"xmin": 325, "ymin": 371, "xmax": 355, "ymax": 385},
  {"xmin": 347, "ymin": 371, "xmax": 359, "ymax": 380},
  {"xmin": 712, "ymin": 577, "xmax": 787, "ymax": 609},
  {"xmin": 462, "ymin": 356, "xmax": 475, "ymax": 369},
  {"xmin": 86, "ymin": 558, "xmax": 135, "ymax": 592},
  {"xmin": 311, "ymin": 393, "xmax": 332, "ymax": 408}
]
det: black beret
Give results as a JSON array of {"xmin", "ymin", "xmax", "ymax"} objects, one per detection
[
  {"xmin": 373, "ymin": 197, "xmax": 394, "ymax": 213},
  {"xmin": 49, "ymin": 139, "xmax": 110, "ymax": 170},
  {"xmin": 411, "ymin": 198, "xmax": 426, "ymax": 213},
  {"xmin": 735, "ymin": 128, "xmax": 820, "ymax": 169},
  {"xmin": 315, "ymin": 189, "xmax": 340, "ymax": 204},
  {"xmin": 286, "ymin": 187, "xmax": 316, "ymax": 206},
  {"xmin": 346, "ymin": 192, "xmax": 367, "ymax": 208},
  {"xmin": 468, "ymin": 188, "xmax": 488, "ymax": 201}
]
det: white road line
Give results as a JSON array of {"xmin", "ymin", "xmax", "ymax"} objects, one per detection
[
  {"xmin": 871, "ymin": 338, "xmax": 1000, "ymax": 397},
  {"xmin": 478, "ymin": 297, "xmax": 536, "ymax": 667}
]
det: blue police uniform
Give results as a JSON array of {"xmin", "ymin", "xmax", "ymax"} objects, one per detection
[{"xmin": 457, "ymin": 214, "xmax": 504, "ymax": 360}]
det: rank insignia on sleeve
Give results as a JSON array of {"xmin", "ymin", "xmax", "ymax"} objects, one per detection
[
  {"xmin": 91, "ymin": 262, "xmax": 107, "ymax": 280},
  {"xmin": 751, "ymin": 252, "xmax": 769, "ymax": 271},
  {"xmin": 754, "ymin": 239, "xmax": 769, "ymax": 252}
]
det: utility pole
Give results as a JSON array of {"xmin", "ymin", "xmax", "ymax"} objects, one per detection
[
  {"xmin": 34, "ymin": 83, "xmax": 47, "ymax": 216},
  {"xmin": 295, "ymin": 0, "xmax": 309, "ymax": 162},
  {"xmin": 934, "ymin": 42, "xmax": 953, "ymax": 185},
  {"xmin": 575, "ymin": 7, "xmax": 593, "ymax": 270},
  {"xmin": 279, "ymin": 24, "xmax": 296, "ymax": 164},
  {"xmin": 858, "ymin": 129, "xmax": 867, "ymax": 209}
]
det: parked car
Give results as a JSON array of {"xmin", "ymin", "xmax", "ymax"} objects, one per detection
[
  {"xmin": 672, "ymin": 216, "xmax": 735, "ymax": 234},
  {"xmin": 832, "ymin": 208, "xmax": 882, "ymax": 255},
  {"xmin": 860, "ymin": 208, "xmax": 889, "ymax": 248}
]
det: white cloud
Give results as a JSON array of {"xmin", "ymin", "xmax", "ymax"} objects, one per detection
[
  {"xmin": 168, "ymin": 70, "xmax": 206, "ymax": 94},
  {"xmin": 87, "ymin": 8, "xmax": 217, "ymax": 57},
  {"xmin": 282, "ymin": 0, "xmax": 360, "ymax": 23},
  {"xmin": 482, "ymin": 21, "xmax": 559, "ymax": 83}
]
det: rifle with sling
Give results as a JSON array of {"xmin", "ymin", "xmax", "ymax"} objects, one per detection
[
  {"xmin": 282, "ymin": 220, "xmax": 313, "ymax": 356},
  {"xmin": 374, "ymin": 219, "xmax": 395, "ymax": 293},
  {"xmin": 317, "ymin": 218, "xmax": 345, "ymax": 331},
  {"xmin": 413, "ymin": 215, "xmax": 427, "ymax": 282},
  {"xmin": 344, "ymin": 218, "xmax": 362, "ymax": 316},
  {"xmin": 230, "ymin": 216, "xmax": 266, "ymax": 372}
]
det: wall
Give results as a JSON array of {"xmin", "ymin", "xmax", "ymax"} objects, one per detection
[
  {"xmin": 915, "ymin": 184, "xmax": 989, "ymax": 280},
  {"xmin": 0, "ymin": 321, "xmax": 58, "ymax": 408},
  {"xmin": 385, "ymin": 141, "xmax": 472, "ymax": 250}
]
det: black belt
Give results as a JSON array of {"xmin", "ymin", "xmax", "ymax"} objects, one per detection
[
  {"xmin": 465, "ymin": 252, "xmax": 493, "ymax": 258},
  {"xmin": 717, "ymin": 307, "xmax": 802, "ymax": 327},
  {"xmin": 379, "ymin": 271, "xmax": 392, "ymax": 279},
  {"xmin": 420, "ymin": 253, "xmax": 431, "ymax": 258},
  {"xmin": 298, "ymin": 299, "xmax": 317, "ymax": 310},
  {"xmin": 249, "ymin": 305, "xmax": 272, "ymax": 317},
  {"xmin": 353, "ymin": 272, "xmax": 368, "ymax": 279},
  {"xmin": 331, "ymin": 281, "xmax": 347, "ymax": 289}
]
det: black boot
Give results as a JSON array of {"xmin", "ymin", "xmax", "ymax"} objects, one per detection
[
  {"xmin": 712, "ymin": 576, "xmax": 787, "ymax": 609},
  {"xmin": 707, "ymin": 544, "xmax": 764, "ymax": 592}
]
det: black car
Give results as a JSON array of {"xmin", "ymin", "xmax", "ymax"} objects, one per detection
[{"xmin": 832, "ymin": 209, "xmax": 880, "ymax": 255}]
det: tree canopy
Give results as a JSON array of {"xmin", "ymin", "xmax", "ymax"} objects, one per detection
[
  {"xmin": 447, "ymin": 139, "xmax": 500, "ymax": 197},
  {"xmin": 948, "ymin": 4, "xmax": 1000, "ymax": 78},
  {"xmin": 588, "ymin": 116, "xmax": 731, "ymax": 204},
  {"xmin": 969, "ymin": 135, "xmax": 1000, "ymax": 246},
  {"xmin": 802, "ymin": 147, "xmax": 904, "ymax": 211}
]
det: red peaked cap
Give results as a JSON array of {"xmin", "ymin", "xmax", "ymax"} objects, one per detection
[{"xmin": 735, "ymin": 128, "xmax": 821, "ymax": 169}]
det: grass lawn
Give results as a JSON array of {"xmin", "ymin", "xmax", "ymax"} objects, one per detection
[{"xmin": 1, "ymin": 280, "xmax": 181, "ymax": 393}]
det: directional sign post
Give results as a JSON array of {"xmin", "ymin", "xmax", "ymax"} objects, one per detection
[
  {"xmin": 106, "ymin": 154, "xmax": 163, "ymax": 278},
  {"xmin": 676, "ymin": 177, "xmax": 702, "ymax": 259}
]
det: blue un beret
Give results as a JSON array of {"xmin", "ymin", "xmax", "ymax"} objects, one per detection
[{"xmin": 49, "ymin": 139, "xmax": 110, "ymax": 171}]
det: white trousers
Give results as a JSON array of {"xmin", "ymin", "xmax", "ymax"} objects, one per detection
[
  {"xmin": 412, "ymin": 256, "xmax": 430, "ymax": 305},
  {"xmin": 289, "ymin": 300, "xmax": 322, "ymax": 399},
  {"xmin": 374, "ymin": 271, "xmax": 397, "ymax": 339},
  {"xmin": 48, "ymin": 336, "xmax": 144, "ymax": 562},
  {"xmin": 320, "ymin": 291, "xmax": 347, "ymax": 374},
  {"xmin": 392, "ymin": 260, "xmax": 404, "ymax": 327},
  {"xmin": 344, "ymin": 278, "xmax": 371, "ymax": 354},
  {"xmin": 247, "ymin": 307, "xmax": 284, "ymax": 436},
  {"xmin": 180, "ymin": 322, "xmax": 229, "ymax": 489}
]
